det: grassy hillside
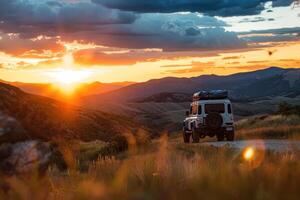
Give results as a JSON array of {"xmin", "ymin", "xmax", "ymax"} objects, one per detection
[
  {"xmin": 236, "ymin": 115, "xmax": 300, "ymax": 140},
  {"xmin": 0, "ymin": 82, "xmax": 146, "ymax": 143},
  {"xmin": 82, "ymin": 98, "xmax": 300, "ymax": 134}
]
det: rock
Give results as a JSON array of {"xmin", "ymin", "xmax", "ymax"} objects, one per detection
[
  {"xmin": 0, "ymin": 140, "xmax": 52, "ymax": 176},
  {"xmin": 0, "ymin": 112, "xmax": 27, "ymax": 143}
]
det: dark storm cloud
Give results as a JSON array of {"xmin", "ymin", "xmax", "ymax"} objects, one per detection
[
  {"xmin": 272, "ymin": 0, "xmax": 294, "ymax": 7},
  {"xmin": 0, "ymin": 0, "xmax": 138, "ymax": 37},
  {"xmin": 0, "ymin": 0, "xmax": 139, "ymax": 55},
  {"xmin": 93, "ymin": 0, "xmax": 294, "ymax": 17},
  {"xmin": 61, "ymin": 13, "xmax": 246, "ymax": 51},
  {"xmin": 0, "ymin": 4, "xmax": 246, "ymax": 52}
]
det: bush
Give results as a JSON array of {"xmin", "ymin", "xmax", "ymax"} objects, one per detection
[{"xmin": 278, "ymin": 102, "xmax": 300, "ymax": 116}]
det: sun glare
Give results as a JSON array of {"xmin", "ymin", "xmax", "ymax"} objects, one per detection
[
  {"xmin": 46, "ymin": 69, "xmax": 92, "ymax": 95},
  {"xmin": 243, "ymin": 147, "xmax": 255, "ymax": 161},
  {"xmin": 49, "ymin": 69, "xmax": 92, "ymax": 85}
]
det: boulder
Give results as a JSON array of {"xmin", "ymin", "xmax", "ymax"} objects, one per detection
[
  {"xmin": 0, "ymin": 112, "xmax": 27, "ymax": 143},
  {"xmin": 0, "ymin": 140, "xmax": 52, "ymax": 176}
]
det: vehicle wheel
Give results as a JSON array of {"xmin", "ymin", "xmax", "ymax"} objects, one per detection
[
  {"xmin": 226, "ymin": 131, "xmax": 235, "ymax": 141},
  {"xmin": 183, "ymin": 132, "xmax": 190, "ymax": 143},
  {"xmin": 206, "ymin": 113, "xmax": 223, "ymax": 129},
  {"xmin": 217, "ymin": 133, "xmax": 225, "ymax": 141},
  {"xmin": 192, "ymin": 128, "xmax": 200, "ymax": 143}
]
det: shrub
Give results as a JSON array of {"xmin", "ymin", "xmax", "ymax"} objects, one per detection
[{"xmin": 278, "ymin": 102, "xmax": 300, "ymax": 116}]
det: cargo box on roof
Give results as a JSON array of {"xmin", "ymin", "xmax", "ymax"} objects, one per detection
[{"xmin": 193, "ymin": 90, "xmax": 228, "ymax": 101}]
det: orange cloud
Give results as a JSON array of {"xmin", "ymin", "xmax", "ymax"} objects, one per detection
[
  {"xmin": 73, "ymin": 48, "xmax": 219, "ymax": 66},
  {"xmin": 73, "ymin": 50, "xmax": 143, "ymax": 66},
  {"xmin": 0, "ymin": 34, "xmax": 65, "ymax": 59},
  {"xmin": 222, "ymin": 56, "xmax": 242, "ymax": 60},
  {"xmin": 165, "ymin": 61, "xmax": 215, "ymax": 74}
]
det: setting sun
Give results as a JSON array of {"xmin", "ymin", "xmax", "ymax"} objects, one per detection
[
  {"xmin": 47, "ymin": 69, "xmax": 92, "ymax": 85},
  {"xmin": 45, "ymin": 69, "xmax": 92, "ymax": 95}
]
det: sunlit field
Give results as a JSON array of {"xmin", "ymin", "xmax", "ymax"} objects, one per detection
[
  {"xmin": 1, "ymin": 134, "xmax": 300, "ymax": 200},
  {"xmin": 236, "ymin": 115, "xmax": 300, "ymax": 140}
]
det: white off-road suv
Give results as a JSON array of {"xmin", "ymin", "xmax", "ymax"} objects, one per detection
[{"xmin": 183, "ymin": 90, "xmax": 234, "ymax": 143}]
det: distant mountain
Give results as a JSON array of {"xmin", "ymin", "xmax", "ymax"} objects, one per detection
[
  {"xmin": 76, "ymin": 67, "xmax": 300, "ymax": 133},
  {"xmin": 81, "ymin": 67, "xmax": 300, "ymax": 107},
  {"xmin": 134, "ymin": 92, "xmax": 191, "ymax": 103},
  {"xmin": 3, "ymin": 81, "xmax": 134, "ymax": 101},
  {"xmin": 0, "ymin": 82, "xmax": 144, "ymax": 143}
]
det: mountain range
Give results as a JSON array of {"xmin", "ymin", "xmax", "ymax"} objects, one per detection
[
  {"xmin": 74, "ymin": 67, "xmax": 300, "ymax": 132},
  {"xmin": 2, "ymin": 67, "xmax": 300, "ymax": 134},
  {"xmin": 80, "ymin": 67, "xmax": 300, "ymax": 107}
]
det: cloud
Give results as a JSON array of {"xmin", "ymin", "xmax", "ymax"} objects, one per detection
[
  {"xmin": 0, "ymin": 1, "xmax": 246, "ymax": 53},
  {"xmin": 243, "ymin": 35, "xmax": 299, "ymax": 43},
  {"xmin": 0, "ymin": 0, "xmax": 138, "ymax": 38},
  {"xmin": 93, "ymin": 0, "xmax": 294, "ymax": 17},
  {"xmin": 165, "ymin": 61, "xmax": 215, "ymax": 74},
  {"xmin": 0, "ymin": 33, "xmax": 65, "ymax": 58},
  {"xmin": 64, "ymin": 13, "xmax": 246, "ymax": 51},
  {"xmin": 0, "ymin": 58, "xmax": 64, "ymax": 70},
  {"xmin": 223, "ymin": 56, "xmax": 242, "ymax": 60},
  {"xmin": 272, "ymin": 0, "xmax": 295, "ymax": 7},
  {"xmin": 240, "ymin": 27, "xmax": 300, "ymax": 35},
  {"xmin": 73, "ymin": 47, "xmax": 220, "ymax": 66},
  {"xmin": 73, "ymin": 49, "xmax": 151, "ymax": 66},
  {"xmin": 239, "ymin": 27, "xmax": 300, "ymax": 43},
  {"xmin": 239, "ymin": 17, "xmax": 275, "ymax": 23},
  {"xmin": 160, "ymin": 64, "xmax": 192, "ymax": 68}
]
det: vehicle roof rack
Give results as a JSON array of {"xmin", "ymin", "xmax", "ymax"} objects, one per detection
[{"xmin": 193, "ymin": 90, "xmax": 228, "ymax": 101}]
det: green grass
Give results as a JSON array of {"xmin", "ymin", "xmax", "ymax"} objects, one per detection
[{"xmin": 1, "ymin": 136, "xmax": 300, "ymax": 200}]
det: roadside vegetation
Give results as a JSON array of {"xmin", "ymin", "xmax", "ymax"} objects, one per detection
[
  {"xmin": 236, "ymin": 114, "xmax": 300, "ymax": 140},
  {"xmin": 1, "ymin": 135, "xmax": 300, "ymax": 200},
  {"xmin": 236, "ymin": 102, "xmax": 300, "ymax": 140}
]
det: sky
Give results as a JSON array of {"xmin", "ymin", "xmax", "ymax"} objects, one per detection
[{"xmin": 0, "ymin": 0, "xmax": 300, "ymax": 83}]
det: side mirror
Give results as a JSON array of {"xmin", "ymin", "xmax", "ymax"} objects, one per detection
[{"xmin": 186, "ymin": 111, "xmax": 190, "ymax": 116}]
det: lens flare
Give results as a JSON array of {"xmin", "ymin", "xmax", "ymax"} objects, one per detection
[{"xmin": 243, "ymin": 147, "xmax": 254, "ymax": 161}]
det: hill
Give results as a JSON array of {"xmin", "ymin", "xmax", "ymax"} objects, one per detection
[
  {"xmin": 0, "ymin": 82, "xmax": 145, "ymax": 143},
  {"xmin": 81, "ymin": 67, "xmax": 300, "ymax": 107},
  {"xmin": 78, "ymin": 67, "xmax": 300, "ymax": 132}
]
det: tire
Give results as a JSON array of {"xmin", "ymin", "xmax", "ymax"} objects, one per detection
[
  {"xmin": 217, "ymin": 133, "xmax": 225, "ymax": 141},
  {"xmin": 183, "ymin": 132, "xmax": 190, "ymax": 143},
  {"xmin": 226, "ymin": 131, "xmax": 235, "ymax": 141},
  {"xmin": 192, "ymin": 128, "xmax": 200, "ymax": 143},
  {"xmin": 206, "ymin": 113, "xmax": 223, "ymax": 129}
]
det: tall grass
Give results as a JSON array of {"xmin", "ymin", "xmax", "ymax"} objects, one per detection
[
  {"xmin": 1, "ymin": 135, "xmax": 300, "ymax": 200},
  {"xmin": 236, "ymin": 115, "xmax": 300, "ymax": 139}
]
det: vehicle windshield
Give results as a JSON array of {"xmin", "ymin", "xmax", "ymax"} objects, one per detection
[{"xmin": 205, "ymin": 104, "xmax": 225, "ymax": 113}]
